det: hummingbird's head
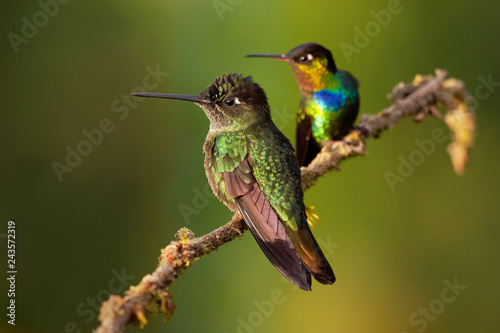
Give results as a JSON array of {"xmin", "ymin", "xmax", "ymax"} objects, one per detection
[
  {"xmin": 131, "ymin": 73, "xmax": 271, "ymax": 132},
  {"xmin": 198, "ymin": 73, "xmax": 271, "ymax": 131},
  {"xmin": 247, "ymin": 43, "xmax": 337, "ymax": 94}
]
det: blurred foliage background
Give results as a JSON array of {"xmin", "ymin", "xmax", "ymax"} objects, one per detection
[{"xmin": 1, "ymin": 0, "xmax": 499, "ymax": 332}]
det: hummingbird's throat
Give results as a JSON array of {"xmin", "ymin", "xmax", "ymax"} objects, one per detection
[{"xmin": 294, "ymin": 59, "xmax": 331, "ymax": 92}]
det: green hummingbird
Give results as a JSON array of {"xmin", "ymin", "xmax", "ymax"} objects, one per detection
[
  {"xmin": 131, "ymin": 73, "xmax": 335, "ymax": 290},
  {"xmin": 247, "ymin": 42, "xmax": 360, "ymax": 166}
]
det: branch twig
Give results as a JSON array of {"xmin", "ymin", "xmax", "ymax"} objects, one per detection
[{"xmin": 95, "ymin": 69, "xmax": 475, "ymax": 333}]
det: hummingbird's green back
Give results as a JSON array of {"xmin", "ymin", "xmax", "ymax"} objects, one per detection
[{"xmin": 205, "ymin": 122, "xmax": 304, "ymax": 231}]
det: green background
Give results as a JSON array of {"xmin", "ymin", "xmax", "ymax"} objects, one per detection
[{"xmin": 1, "ymin": 0, "xmax": 499, "ymax": 332}]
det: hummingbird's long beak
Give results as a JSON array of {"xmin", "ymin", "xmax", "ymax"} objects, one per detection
[
  {"xmin": 245, "ymin": 53, "xmax": 289, "ymax": 61},
  {"xmin": 131, "ymin": 92, "xmax": 209, "ymax": 103}
]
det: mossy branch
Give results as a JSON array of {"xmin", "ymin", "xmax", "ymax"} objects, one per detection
[{"xmin": 95, "ymin": 69, "xmax": 475, "ymax": 333}]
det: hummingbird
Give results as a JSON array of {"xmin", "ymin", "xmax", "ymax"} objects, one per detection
[
  {"xmin": 131, "ymin": 73, "xmax": 335, "ymax": 290},
  {"xmin": 247, "ymin": 42, "xmax": 360, "ymax": 166}
]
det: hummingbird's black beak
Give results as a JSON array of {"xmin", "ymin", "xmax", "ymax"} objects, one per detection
[
  {"xmin": 131, "ymin": 92, "xmax": 209, "ymax": 104},
  {"xmin": 245, "ymin": 53, "xmax": 289, "ymax": 61}
]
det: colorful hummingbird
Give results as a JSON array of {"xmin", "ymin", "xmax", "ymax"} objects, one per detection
[
  {"xmin": 247, "ymin": 43, "xmax": 360, "ymax": 166},
  {"xmin": 131, "ymin": 73, "xmax": 335, "ymax": 290}
]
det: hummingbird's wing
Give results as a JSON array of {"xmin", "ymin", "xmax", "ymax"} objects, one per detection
[
  {"xmin": 248, "ymin": 128, "xmax": 335, "ymax": 286},
  {"xmin": 296, "ymin": 107, "xmax": 322, "ymax": 167},
  {"xmin": 223, "ymin": 157, "xmax": 312, "ymax": 291}
]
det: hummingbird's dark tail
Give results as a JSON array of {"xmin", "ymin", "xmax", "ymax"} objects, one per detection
[
  {"xmin": 234, "ymin": 197, "xmax": 313, "ymax": 291},
  {"xmin": 290, "ymin": 227, "xmax": 336, "ymax": 285}
]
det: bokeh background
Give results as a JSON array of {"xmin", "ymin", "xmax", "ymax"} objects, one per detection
[{"xmin": 1, "ymin": 0, "xmax": 499, "ymax": 332}]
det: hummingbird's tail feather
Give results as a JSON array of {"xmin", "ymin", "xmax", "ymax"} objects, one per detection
[
  {"xmin": 235, "ymin": 189, "xmax": 312, "ymax": 291},
  {"xmin": 290, "ymin": 227, "xmax": 336, "ymax": 285}
]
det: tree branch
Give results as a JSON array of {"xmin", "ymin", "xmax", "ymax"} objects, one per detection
[{"xmin": 95, "ymin": 69, "xmax": 475, "ymax": 333}]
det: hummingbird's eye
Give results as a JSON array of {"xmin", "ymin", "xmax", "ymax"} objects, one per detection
[
  {"xmin": 225, "ymin": 97, "xmax": 241, "ymax": 107},
  {"xmin": 299, "ymin": 54, "xmax": 314, "ymax": 62}
]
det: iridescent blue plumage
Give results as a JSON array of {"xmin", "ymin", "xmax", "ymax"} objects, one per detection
[
  {"xmin": 314, "ymin": 89, "xmax": 346, "ymax": 111},
  {"xmin": 305, "ymin": 76, "xmax": 359, "ymax": 146},
  {"xmin": 247, "ymin": 43, "xmax": 360, "ymax": 166}
]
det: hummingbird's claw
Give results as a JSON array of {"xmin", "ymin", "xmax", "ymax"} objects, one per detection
[{"xmin": 305, "ymin": 205, "xmax": 320, "ymax": 228}]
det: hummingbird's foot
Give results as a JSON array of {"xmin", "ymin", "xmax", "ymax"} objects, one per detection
[
  {"xmin": 351, "ymin": 125, "xmax": 369, "ymax": 138},
  {"xmin": 322, "ymin": 129, "xmax": 365, "ymax": 157},
  {"xmin": 305, "ymin": 205, "xmax": 320, "ymax": 228},
  {"xmin": 343, "ymin": 128, "xmax": 366, "ymax": 155},
  {"xmin": 322, "ymin": 139, "xmax": 345, "ymax": 151}
]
